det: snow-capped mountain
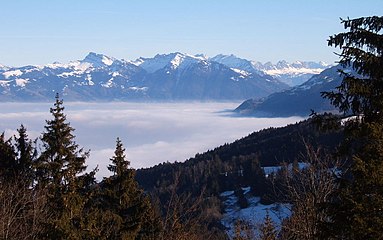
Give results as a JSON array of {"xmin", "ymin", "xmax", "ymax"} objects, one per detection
[
  {"xmin": 0, "ymin": 52, "xmax": 289, "ymax": 102},
  {"xmin": 211, "ymin": 54, "xmax": 330, "ymax": 86},
  {"xmin": 81, "ymin": 52, "xmax": 116, "ymax": 68},
  {"xmin": 235, "ymin": 65, "xmax": 345, "ymax": 117},
  {"xmin": 133, "ymin": 52, "xmax": 207, "ymax": 73}
]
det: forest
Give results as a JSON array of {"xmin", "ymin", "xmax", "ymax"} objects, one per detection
[{"xmin": 1, "ymin": 16, "xmax": 382, "ymax": 239}]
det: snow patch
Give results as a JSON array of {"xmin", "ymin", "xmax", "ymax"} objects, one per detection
[
  {"xmin": 102, "ymin": 55, "xmax": 114, "ymax": 66},
  {"xmin": 3, "ymin": 70, "xmax": 23, "ymax": 78},
  {"xmin": 112, "ymin": 72, "xmax": 120, "ymax": 77},
  {"xmin": 101, "ymin": 78, "xmax": 114, "ymax": 88},
  {"xmin": 231, "ymin": 68, "xmax": 251, "ymax": 77},
  {"xmin": 58, "ymin": 63, "xmax": 91, "ymax": 78},
  {"xmin": 86, "ymin": 74, "xmax": 94, "ymax": 86},
  {"xmin": 128, "ymin": 86, "xmax": 148, "ymax": 92},
  {"xmin": 220, "ymin": 188, "xmax": 290, "ymax": 239},
  {"xmin": 15, "ymin": 78, "xmax": 29, "ymax": 87},
  {"xmin": 0, "ymin": 80, "xmax": 11, "ymax": 87}
]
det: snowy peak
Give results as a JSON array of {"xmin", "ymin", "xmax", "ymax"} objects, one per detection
[
  {"xmin": 134, "ymin": 52, "xmax": 207, "ymax": 73},
  {"xmin": 210, "ymin": 54, "xmax": 262, "ymax": 75},
  {"xmin": 81, "ymin": 52, "xmax": 116, "ymax": 68}
]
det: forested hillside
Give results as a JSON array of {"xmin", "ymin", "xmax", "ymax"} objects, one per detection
[{"xmin": 136, "ymin": 118, "xmax": 342, "ymax": 196}]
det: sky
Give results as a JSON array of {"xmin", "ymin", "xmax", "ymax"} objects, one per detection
[
  {"xmin": 0, "ymin": 0, "xmax": 382, "ymax": 66},
  {"xmin": 0, "ymin": 102, "xmax": 303, "ymax": 178}
]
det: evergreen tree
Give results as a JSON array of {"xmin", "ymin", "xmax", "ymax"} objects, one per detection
[
  {"xmin": 101, "ymin": 137, "xmax": 159, "ymax": 239},
  {"xmin": 14, "ymin": 124, "xmax": 35, "ymax": 185},
  {"xmin": 0, "ymin": 132, "xmax": 17, "ymax": 181},
  {"xmin": 321, "ymin": 16, "xmax": 383, "ymax": 239},
  {"xmin": 36, "ymin": 93, "xmax": 94, "ymax": 239}
]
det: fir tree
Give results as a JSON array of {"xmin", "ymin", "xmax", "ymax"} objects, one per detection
[
  {"xmin": 14, "ymin": 124, "xmax": 35, "ymax": 185},
  {"xmin": 101, "ymin": 137, "xmax": 158, "ymax": 239},
  {"xmin": 321, "ymin": 16, "xmax": 383, "ymax": 239},
  {"xmin": 0, "ymin": 132, "xmax": 17, "ymax": 182},
  {"xmin": 36, "ymin": 93, "xmax": 94, "ymax": 239}
]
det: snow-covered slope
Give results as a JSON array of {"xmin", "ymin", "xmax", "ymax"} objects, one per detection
[{"xmin": 221, "ymin": 186, "xmax": 290, "ymax": 239}]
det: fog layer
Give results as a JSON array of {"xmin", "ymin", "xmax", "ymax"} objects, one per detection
[{"xmin": 0, "ymin": 102, "xmax": 304, "ymax": 179}]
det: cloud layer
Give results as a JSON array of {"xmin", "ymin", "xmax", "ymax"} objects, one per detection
[{"xmin": 0, "ymin": 102, "xmax": 303, "ymax": 179}]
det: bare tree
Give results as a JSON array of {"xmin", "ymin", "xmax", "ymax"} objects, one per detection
[
  {"xmin": 0, "ymin": 178, "xmax": 49, "ymax": 240},
  {"xmin": 159, "ymin": 173, "xmax": 220, "ymax": 240},
  {"xmin": 273, "ymin": 142, "xmax": 340, "ymax": 239}
]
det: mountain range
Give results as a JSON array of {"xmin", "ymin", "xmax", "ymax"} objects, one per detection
[{"xmin": 0, "ymin": 52, "xmax": 328, "ymax": 102}]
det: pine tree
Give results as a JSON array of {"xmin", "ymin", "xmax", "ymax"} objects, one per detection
[
  {"xmin": 321, "ymin": 16, "xmax": 383, "ymax": 239},
  {"xmin": 36, "ymin": 93, "xmax": 94, "ymax": 239},
  {"xmin": 100, "ymin": 137, "xmax": 158, "ymax": 239}
]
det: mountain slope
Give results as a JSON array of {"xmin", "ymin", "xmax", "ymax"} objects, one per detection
[
  {"xmin": 140, "ymin": 53, "xmax": 288, "ymax": 100},
  {"xmin": 0, "ymin": 52, "xmax": 289, "ymax": 101},
  {"xmin": 235, "ymin": 66, "xmax": 344, "ymax": 117}
]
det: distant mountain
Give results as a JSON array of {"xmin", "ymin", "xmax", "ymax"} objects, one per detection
[
  {"xmin": 211, "ymin": 54, "xmax": 330, "ymax": 86},
  {"xmin": 235, "ymin": 65, "xmax": 345, "ymax": 117},
  {"xmin": 259, "ymin": 60, "xmax": 330, "ymax": 86},
  {"xmin": 0, "ymin": 52, "xmax": 289, "ymax": 102}
]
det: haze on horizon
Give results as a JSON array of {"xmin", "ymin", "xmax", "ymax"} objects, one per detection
[{"xmin": 1, "ymin": 0, "xmax": 381, "ymax": 67}]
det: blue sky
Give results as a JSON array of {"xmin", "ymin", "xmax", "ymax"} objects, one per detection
[{"xmin": 1, "ymin": 0, "xmax": 381, "ymax": 66}]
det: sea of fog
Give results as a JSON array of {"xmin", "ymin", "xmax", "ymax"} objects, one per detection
[{"xmin": 0, "ymin": 102, "xmax": 304, "ymax": 179}]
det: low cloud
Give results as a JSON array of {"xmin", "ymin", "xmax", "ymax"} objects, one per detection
[{"xmin": 0, "ymin": 102, "xmax": 304, "ymax": 179}]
